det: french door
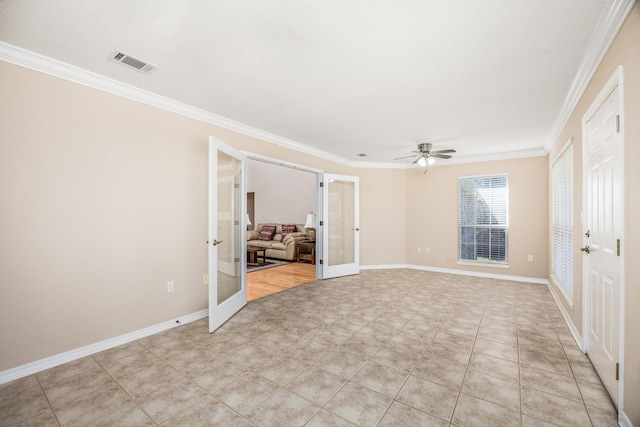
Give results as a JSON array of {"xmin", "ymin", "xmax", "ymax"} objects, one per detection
[
  {"xmin": 583, "ymin": 74, "xmax": 622, "ymax": 406},
  {"xmin": 321, "ymin": 174, "xmax": 360, "ymax": 279},
  {"xmin": 208, "ymin": 137, "xmax": 247, "ymax": 332}
]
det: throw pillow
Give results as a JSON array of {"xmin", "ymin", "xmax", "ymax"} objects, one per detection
[
  {"xmin": 261, "ymin": 225, "xmax": 277, "ymax": 234},
  {"xmin": 281, "ymin": 224, "xmax": 297, "ymax": 241},
  {"xmin": 259, "ymin": 225, "xmax": 276, "ymax": 241}
]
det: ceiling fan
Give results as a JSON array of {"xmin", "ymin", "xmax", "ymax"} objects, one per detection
[{"xmin": 394, "ymin": 143, "xmax": 456, "ymax": 166}]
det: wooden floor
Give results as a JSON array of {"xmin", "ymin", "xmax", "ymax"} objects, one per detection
[{"xmin": 247, "ymin": 261, "xmax": 316, "ymax": 301}]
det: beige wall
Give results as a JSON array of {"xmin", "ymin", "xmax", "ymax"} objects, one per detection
[
  {"xmin": 405, "ymin": 157, "xmax": 549, "ymax": 279},
  {"xmin": 0, "ymin": 55, "xmax": 540, "ymax": 372},
  {"xmin": 0, "ymin": 60, "xmax": 409, "ymax": 370},
  {"xmin": 0, "ymin": 62, "xmax": 208, "ymax": 370},
  {"xmin": 246, "ymin": 160, "xmax": 316, "ymax": 225},
  {"xmin": 358, "ymin": 168, "xmax": 408, "ymax": 266},
  {"xmin": 547, "ymin": 4, "xmax": 639, "ymax": 423}
]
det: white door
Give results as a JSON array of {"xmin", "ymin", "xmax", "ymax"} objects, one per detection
[
  {"xmin": 209, "ymin": 137, "xmax": 247, "ymax": 332},
  {"xmin": 584, "ymin": 84, "xmax": 622, "ymax": 405},
  {"xmin": 321, "ymin": 174, "xmax": 359, "ymax": 279}
]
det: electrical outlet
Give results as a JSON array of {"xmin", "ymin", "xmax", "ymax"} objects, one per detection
[
  {"xmin": 528, "ymin": 255, "xmax": 534, "ymax": 262},
  {"xmin": 424, "ymin": 248, "xmax": 430, "ymax": 254},
  {"xmin": 417, "ymin": 246, "xmax": 421, "ymax": 253},
  {"xmin": 167, "ymin": 281, "xmax": 174, "ymax": 293},
  {"xmin": 203, "ymin": 274, "xmax": 209, "ymax": 285}
]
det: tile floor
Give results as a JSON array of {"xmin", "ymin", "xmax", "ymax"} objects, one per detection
[{"xmin": 0, "ymin": 269, "xmax": 618, "ymax": 426}]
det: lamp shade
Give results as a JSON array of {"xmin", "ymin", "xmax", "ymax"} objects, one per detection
[
  {"xmin": 246, "ymin": 214, "xmax": 252, "ymax": 226},
  {"xmin": 427, "ymin": 157, "xmax": 436, "ymax": 166},
  {"xmin": 304, "ymin": 213, "xmax": 315, "ymax": 228},
  {"xmin": 417, "ymin": 156, "xmax": 427, "ymax": 167}
]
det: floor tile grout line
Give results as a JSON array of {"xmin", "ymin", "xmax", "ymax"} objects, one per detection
[
  {"xmin": 37, "ymin": 357, "xmax": 142, "ymax": 426},
  {"xmin": 8, "ymin": 270, "xmax": 614, "ymax": 426},
  {"xmin": 97, "ymin": 339, "xmax": 266, "ymax": 426},
  {"xmin": 515, "ymin": 292, "xmax": 524, "ymax": 426},
  {"xmin": 516, "ymin": 287, "xmax": 591, "ymax": 427},
  {"xmin": 90, "ymin": 353, "xmax": 163, "ymax": 426},
  {"xmin": 553, "ymin": 306, "xmax": 600, "ymax": 427},
  {"xmin": 259, "ymin": 287, "xmax": 438, "ymax": 424},
  {"xmin": 437, "ymin": 279, "xmax": 467, "ymax": 424},
  {"xmin": 33, "ymin": 371, "xmax": 62, "ymax": 427}
]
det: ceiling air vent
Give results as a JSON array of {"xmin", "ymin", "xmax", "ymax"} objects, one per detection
[{"xmin": 109, "ymin": 50, "xmax": 157, "ymax": 74}]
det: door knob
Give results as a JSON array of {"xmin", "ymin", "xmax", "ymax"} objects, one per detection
[
  {"xmin": 585, "ymin": 230, "xmax": 591, "ymax": 238},
  {"xmin": 580, "ymin": 246, "xmax": 591, "ymax": 254},
  {"xmin": 211, "ymin": 240, "xmax": 223, "ymax": 246}
]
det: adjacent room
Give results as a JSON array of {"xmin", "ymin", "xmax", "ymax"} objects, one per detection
[
  {"xmin": 1, "ymin": 1, "xmax": 639, "ymax": 426},
  {"xmin": 245, "ymin": 159, "xmax": 317, "ymax": 300}
]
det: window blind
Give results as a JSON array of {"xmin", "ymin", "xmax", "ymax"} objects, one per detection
[
  {"xmin": 458, "ymin": 175, "xmax": 509, "ymax": 264},
  {"xmin": 552, "ymin": 143, "xmax": 573, "ymax": 297}
]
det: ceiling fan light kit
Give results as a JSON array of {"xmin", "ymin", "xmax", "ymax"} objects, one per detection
[{"xmin": 394, "ymin": 143, "xmax": 456, "ymax": 167}]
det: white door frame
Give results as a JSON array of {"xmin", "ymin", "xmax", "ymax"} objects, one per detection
[
  {"xmin": 581, "ymin": 65, "xmax": 625, "ymax": 408},
  {"xmin": 242, "ymin": 154, "xmax": 361, "ymax": 281},
  {"xmin": 243, "ymin": 152, "xmax": 324, "ymax": 279}
]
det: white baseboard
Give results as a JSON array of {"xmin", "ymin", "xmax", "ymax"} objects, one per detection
[
  {"xmin": 0, "ymin": 266, "xmax": 552, "ymax": 386},
  {"xmin": 0, "ymin": 309, "xmax": 208, "ymax": 385},
  {"xmin": 546, "ymin": 282, "xmax": 584, "ymax": 350},
  {"xmin": 618, "ymin": 409, "xmax": 632, "ymax": 427},
  {"xmin": 361, "ymin": 263, "xmax": 549, "ymax": 285}
]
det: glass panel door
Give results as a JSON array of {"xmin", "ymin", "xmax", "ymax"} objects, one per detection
[
  {"xmin": 322, "ymin": 174, "xmax": 359, "ymax": 279},
  {"xmin": 209, "ymin": 136, "xmax": 246, "ymax": 332}
]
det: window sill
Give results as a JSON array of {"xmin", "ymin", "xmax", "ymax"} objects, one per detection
[{"xmin": 456, "ymin": 260, "xmax": 510, "ymax": 269}]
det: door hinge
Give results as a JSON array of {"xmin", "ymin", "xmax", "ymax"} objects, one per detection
[
  {"xmin": 234, "ymin": 183, "xmax": 240, "ymax": 188},
  {"xmin": 616, "ymin": 115, "xmax": 620, "ymax": 133},
  {"xmin": 234, "ymin": 257, "xmax": 240, "ymax": 263},
  {"xmin": 320, "ymin": 182, "xmax": 324, "ymax": 188},
  {"xmin": 617, "ymin": 239, "xmax": 621, "ymax": 256},
  {"xmin": 616, "ymin": 362, "xmax": 619, "ymax": 381},
  {"xmin": 234, "ymin": 220, "xmax": 240, "ymax": 225},
  {"xmin": 319, "ymin": 220, "xmax": 323, "ymax": 226},
  {"xmin": 319, "ymin": 259, "xmax": 323, "ymax": 265}
]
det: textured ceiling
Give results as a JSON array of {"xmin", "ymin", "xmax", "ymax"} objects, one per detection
[{"xmin": 0, "ymin": 0, "xmax": 620, "ymax": 165}]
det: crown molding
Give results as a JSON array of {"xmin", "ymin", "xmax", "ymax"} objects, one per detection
[
  {"xmin": 423, "ymin": 148, "xmax": 548, "ymax": 167},
  {"xmin": 0, "ymin": 42, "xmax": 549, "ymax": 169},
  {"xmin": 2, "ymin": 23, "xmax": 622, "ymax": 170},
  {"xmin": 545, "ymin": 0, "xmax": 635, "ymax": 152},
  {"xmin": 349, "ymin": 147, "xmax": 548, "ymax": 169},
  {"xmin": 0, "ymin": 42, "xmax": 352, "ymax": 167}
]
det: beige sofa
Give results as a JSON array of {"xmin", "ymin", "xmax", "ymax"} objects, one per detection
[{"xmin": 247, "ymin": 223, "xmax": 309, "ymax": 261}]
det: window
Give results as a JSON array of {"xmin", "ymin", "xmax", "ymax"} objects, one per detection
[
  {"xmin": 552, "ymin": 142, "xmax": 573, "ymax": 298},
  {"xmin": 458, "ymin": 175, "xmax": 509, "ymax": 265}
]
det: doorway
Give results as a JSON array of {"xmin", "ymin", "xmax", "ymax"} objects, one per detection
[
  {"xmin": 247, "ymin": 192, "xmax": 255, "ymax": 231},
  {"xmin": 208, "ymin": 142, "xmax": 362, "ymax": 330},
  {"xmin": 582, "ymin": 66, "xmax": 624, "ymax": 408},
  {"xmin": 243, "ymin": 157, "xmax": 361, "ymax": 299},
  {"xmin": 245, "ymin": 156, "xmax": 320, "ymax": 300}
]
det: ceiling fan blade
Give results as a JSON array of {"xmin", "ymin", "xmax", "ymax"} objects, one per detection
[
  {"xmin": 393, "ymin": 155, "xmax": 418, "ymax": 160},
  {"xmin": 431, "ymin": 149, "xmax": 456, "ymax": 154},
  {"xmin": 431, "ymin": 153, "xmax": 452, "ymax": 159},
  {"xmin": 412, "ymin": 157, "xmax": 421, "ymax": 164}
]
